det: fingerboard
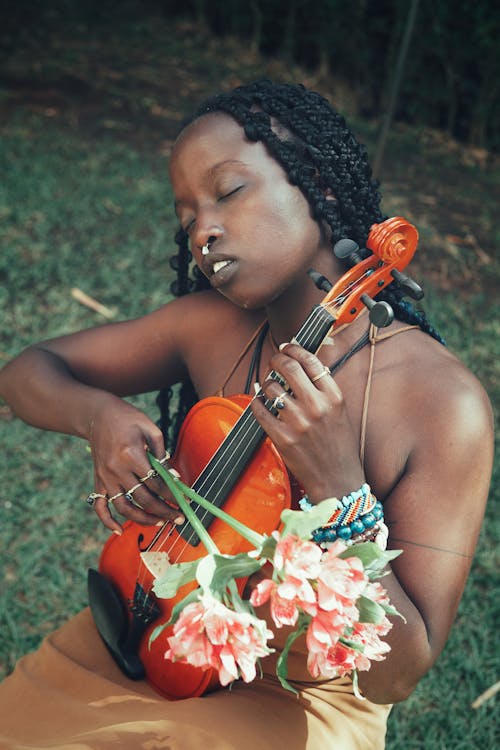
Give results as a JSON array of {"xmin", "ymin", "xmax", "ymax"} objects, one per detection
[{"xmin": 178, "ymin": 304, "xmax": 335, "ymax": 545}]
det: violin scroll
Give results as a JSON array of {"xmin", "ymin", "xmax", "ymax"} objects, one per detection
[{"xmin": 318, "ymin": 216, "xmax": 424, "ymax": 329}]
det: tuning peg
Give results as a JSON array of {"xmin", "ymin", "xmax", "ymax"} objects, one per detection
[
  {"xmin": 333, "ymin": 238, "xmax": 363, "ymax": 267},
  {"xmin": 360, "ymin": 294, "xmax": 394, "ymax": 327},
  {"xmin": 308, "ymin": 268, "xmax": 333, "ymax": 292},
  {"xmin": 390, "ymin": 269, "xmax": 424, "ymax": 300}
]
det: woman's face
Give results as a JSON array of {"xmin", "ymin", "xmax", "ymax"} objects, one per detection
[{"xmin": 169, "ymin": 113, "xmax": 332, "ymax": 310}]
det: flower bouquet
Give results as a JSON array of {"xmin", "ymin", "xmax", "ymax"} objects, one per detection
[{"xmin": 148, "ymin": 456, "xmax": 402, "ymax": 696}]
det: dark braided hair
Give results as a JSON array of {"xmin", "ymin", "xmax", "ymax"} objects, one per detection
[{"xmin": 157, "ymin": 80, "xmax": 444, "ymax": 445}]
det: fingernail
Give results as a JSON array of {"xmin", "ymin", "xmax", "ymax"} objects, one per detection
[
  {"xmin": 113, "ymin": 529, "xmax": 122, "ymax": 536},
  {"xmin": 278, "ymin": 342, "xmax": 288, "ymax": 351},
  {"xmin": 169, "ymin": 468, "xmax": 181, "ymax": 478},
  {"xmin": 156, "ymin": 521, "xmax": 165, "ymax": 527},
  {"xmin": 174, "ymin": 516, "xmax": 185, "ymax": 525}
]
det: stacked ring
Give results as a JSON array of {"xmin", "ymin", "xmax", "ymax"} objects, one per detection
[
  {"xmin": 85, "ymin": 492, "xmax": 107, "ymax": 507},
  {"xmin": 125, "ymin": 482, "xmax": 143, "ymax": 497},
  {"xmin": 139, "ymin": 468, "xmax": 158, "ymax": 482},
  {"xmin": 88, "ymin": 450, "xmax": 170, "ymax": 508}
]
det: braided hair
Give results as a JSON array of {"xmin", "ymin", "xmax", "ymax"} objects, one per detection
[{"xmin": 158, "ymin": 80, "xmax": 443, "ymax": 445}]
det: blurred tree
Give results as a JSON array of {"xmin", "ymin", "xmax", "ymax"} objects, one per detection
[{"xmin": 0, "ymin": 0, "xmax": 497, "ymax": 149}]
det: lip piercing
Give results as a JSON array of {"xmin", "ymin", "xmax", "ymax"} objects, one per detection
[{"xmin": 312, "ymin": 365, "xmax": 331, "ymax": 383}]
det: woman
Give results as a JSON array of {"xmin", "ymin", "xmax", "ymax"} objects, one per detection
[{"xmin": 0, "ymin": 81, "xmax": 493, "ymax": 749}]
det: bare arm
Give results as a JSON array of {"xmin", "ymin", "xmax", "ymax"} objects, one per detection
[
  {"xmin": 252, "ymin": 343, "xmax": 493, "ymax": 704},
  {"xmin": 357, "ymin": 379, "xmax": 493, "ymax": 703},
  {"xmin": 0, "ymin": 297, "xmax": 193, "ymax": 530}
]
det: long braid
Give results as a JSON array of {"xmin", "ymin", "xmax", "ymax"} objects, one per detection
[{"xmin": 158, "ymin": 81, "xmax": 444, "ymax": 443}]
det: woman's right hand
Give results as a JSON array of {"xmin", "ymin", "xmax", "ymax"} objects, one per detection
[{"xmin": 87, "ymin": 394, "xmax": 185, "ymax": 534}]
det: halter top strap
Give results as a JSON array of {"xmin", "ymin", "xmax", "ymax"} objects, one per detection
[
  {"xmin": 360, "ymin": 323, "xmax": 420, "ymax": 463},
  {"xmin": 216, "ymin": 321, "xmax": 268, "ymax": 397}
]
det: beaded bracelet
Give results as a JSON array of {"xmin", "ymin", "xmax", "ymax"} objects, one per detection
[{"xmin": 299, "ymin": 483, "xmax": 385, "ymax": 544}]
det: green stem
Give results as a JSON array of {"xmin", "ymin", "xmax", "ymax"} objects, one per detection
[
  {"xmin": 151, "ymin": 458, "xmax": 219, "ymax": 555},
  {"xmin": 149, "ymin": 454, "xmax": 265, "ymax": 549}
]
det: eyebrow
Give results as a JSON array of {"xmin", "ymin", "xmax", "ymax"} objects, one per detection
[{"xmin": 174, "ymin": 159, "xmax": 247, "ymax": 208}]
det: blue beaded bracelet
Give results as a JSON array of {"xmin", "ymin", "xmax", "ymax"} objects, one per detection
[
  {"xmin": 312, "ymin": 501, "xmax": 384, "ymax": 543},
  {"xmin": 299, "ymin": 484, "xmax": 384, "ymax": 543}
]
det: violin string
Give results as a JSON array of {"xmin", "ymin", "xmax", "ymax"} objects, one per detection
[
  {"xmin": 144, "ymin": 267, "xmax": 376, "ymax": 562},
  {"xmin": 141, "ymin": 305, "xmax": 331, "ymax": 562},
  {"xmin": 147, "ymin": 302, "xmax": 340, "ymax": 559},
  {"xmin": 144, "ymin": 276, "xmax": 371, "ymax": 562}
]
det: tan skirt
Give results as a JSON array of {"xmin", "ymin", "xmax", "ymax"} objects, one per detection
[{"xmin": 0, "ymin": 609, "xmax": 390, "ymax": 749}]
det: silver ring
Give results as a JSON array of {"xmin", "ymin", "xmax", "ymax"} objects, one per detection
[
  {"xmin": 139, "ymin": 468, "xmax": 158, "ymax": 482},
  {"xmin": 85, "ymin": 492, "xmax": 107, "ymax": 507},
  {"xmin": 312, "ymin": 365, "xmax": 331, "ymax": 383},
  {"xmin": 158, "ymin": 452, "xmax": 170, "ymax": 464},
  {"xmin": 272, "ymin": 391, "xmax": 288, "ymax": 410},
  {"xmin": 108, "ymin": 491, "xmax": 124, "ymax": 503},
  {"xmin": 125, "ymin": 481, "xmax": 143, "ymax": 496}
]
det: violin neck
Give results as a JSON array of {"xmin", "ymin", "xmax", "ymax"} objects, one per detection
[{"xmin": 178, "ymin": 305, "xmax": 335, "ymax": 545}]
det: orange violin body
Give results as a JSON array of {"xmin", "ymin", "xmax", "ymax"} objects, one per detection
[{"xmin": 97, "ymin": 395, "xmax": 291, "ymax": 699}]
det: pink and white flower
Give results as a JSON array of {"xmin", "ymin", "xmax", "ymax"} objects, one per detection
[
  {"xmin": 250, "ymin": 534, "xmax": 322, "ymax": 627},
  {"xmin": 165, "ymin": 591, "xmax": 274, "ymax": 686}
]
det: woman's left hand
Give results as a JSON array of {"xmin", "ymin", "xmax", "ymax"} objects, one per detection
[{"xmin": 251, "ymin": 343, "xmax": 365, "ymax": 502}]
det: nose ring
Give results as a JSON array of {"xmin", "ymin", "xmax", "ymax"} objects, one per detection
[{"xmin": 201, "ymin": 236, "xmax": 216, "ymax": 256}]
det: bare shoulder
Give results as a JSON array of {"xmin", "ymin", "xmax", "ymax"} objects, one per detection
[
  {"xmin": 399, "ymin": 330, "xmax": 492, "ymax": 442},
  {"xmin": 168, "ymin": 290, "xmax": 265, "ymax": 395},
  {"xmin": 366, "ymin": 326, "xmax": 494, "ymax": 512},
  {"xmin": 375, "ymin": 326, "xmax": 493, "ymax": 441},
  {"xmin": 169, "ymin": 289, "xmax": 259, "ymax": 337}
]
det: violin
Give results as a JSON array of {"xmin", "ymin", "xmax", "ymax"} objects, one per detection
[{"xmin": 88, "ymin": 217, "xmax": 421, "ymax": 700}]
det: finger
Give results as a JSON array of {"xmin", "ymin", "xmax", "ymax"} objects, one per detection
[
  {"xmin": 143, "ymin": 426, "xmax": 168, "ymax": 461},
  {"xmin": 270, "ymin": 345, "xmax": 340, "ymax": 397},
  {"xmin": 92, "ymin": 496, "xmax": 124, "ymax": 534},
  {"xmin": 251, "ymin": 393, "xmax": 294, "ymax": 443},
  {"xmin": 126, "ymin": 483, "xmax": 184, "ymax": 524},
  {"xmin": 260, "ymin": 380, "xmax": 295, "ymax": 414},
  {"xmin": 110, "ymin": 493, "xmax": 184, "ymax": 527}
]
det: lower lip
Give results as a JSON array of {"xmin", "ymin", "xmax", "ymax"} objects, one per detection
[{"xmin": 210, "ymin": 261, "xmax": 237, "ymax": 288}]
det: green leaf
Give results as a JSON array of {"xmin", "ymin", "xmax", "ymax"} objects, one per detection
[
  {"xmin": 339, "ymin": 636, "xmax": 365, "ymax": 653},
  {"xmin": 153, "ymin": 559, "xmax": 200, "ymax": 599},
  {"xmin": 280, "ymin": 497, "xmax": 341, "ymax": 539},
  {"xmin": 339, "ymin": 542, "xmax": 402, "ymax": 574},
  {"xmin": 276, "ymin": 630, "xmax": 303, "ymax": 695},
  {"xmin": 357, "ymin": 594, "xmax": 386, "ymax": 624},
  {"xmin": 351, "ymin": 670, "xmax": 364, "ymax": 701},
  {"xmin": 275, "ymin": 613, "xmax": 310, "ymax": 694},
  {"xmin": 195, "ymin": 552, "xmax": 263, "ymax": 595},
  {"xmin": 379, "ymin": 600, "xmax": 406, "ymax": 621},
  {"xmin": 257, "ymin": 534, "xmax": 278, "ymax": 561}
]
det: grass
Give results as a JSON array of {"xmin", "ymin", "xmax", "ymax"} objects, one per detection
[{"xmin": 0, "ymin": 15, "xmax": 499, "ymax": 750}]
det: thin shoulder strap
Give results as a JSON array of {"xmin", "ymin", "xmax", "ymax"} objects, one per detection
[
  {"xmin": 360, "ymin": 323, "xmax": 420, "ymax": 464},
  {"xmin": 216, "ymin": 321, "xmax": 268, "ymax": 397}
]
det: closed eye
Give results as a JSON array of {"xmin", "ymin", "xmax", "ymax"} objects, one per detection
[{"xmin": 218, "ymin": 185, "xmax": 244, "ymax": 201}]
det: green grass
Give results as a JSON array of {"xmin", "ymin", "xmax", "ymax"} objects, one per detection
[{"xmin": 1, "ymin": 17, "xmax": 499, "ymax": 749}]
